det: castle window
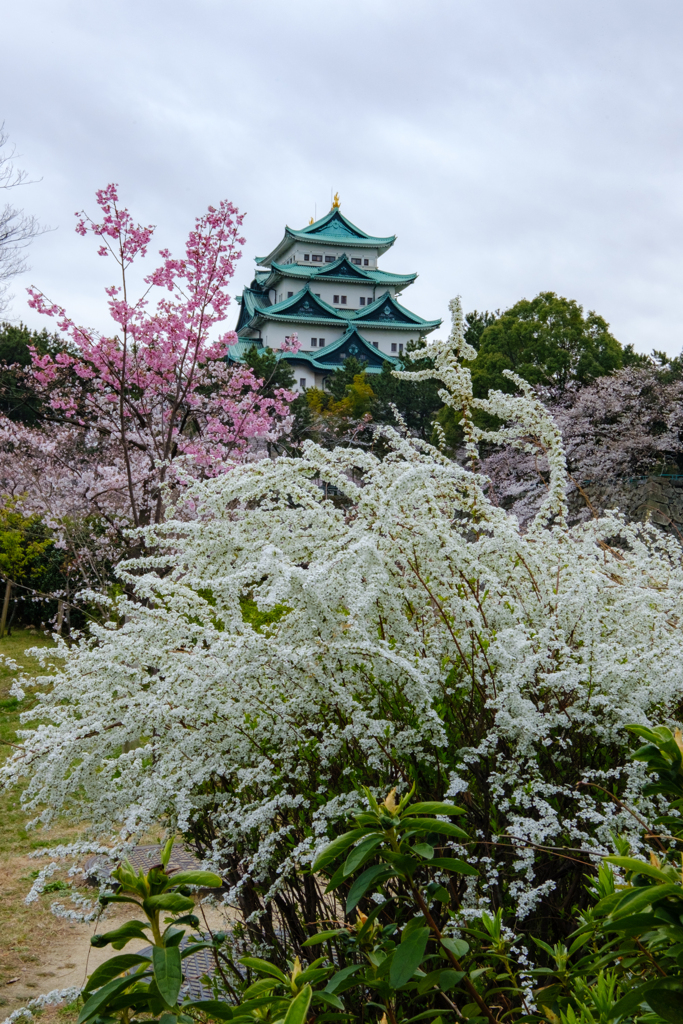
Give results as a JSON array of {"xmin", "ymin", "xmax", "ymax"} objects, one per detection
[
  {"xmin": 351, "ymin": 258, "xmax": 361, "ymax": 265},
  {"xmin": 311, "ymin": 338, "xmax": 317, "ymax": 347},
  {"xmin": 359, "ymin": 297, "xmax": 366, "ymax": 306},
  {"xmin": 363, "ymin": 259, "xmax": 369, "ymax": 266},
  {"xmin": 333, "ymin": 295, "xmax": 339, "ymax": 303},
  {"xmin": 373, "ymin": 342, "xmax": 379, "ymax": 348},
  {"xmin": 341, "ymin": 295, "xmax": 347, "ymax": 305},
  {"xmin": 391, "ymin": 343, "xmax": 397, "ymax": 353},
  {"xmin": 315, "ymin": 292, "xmax": 320, "ymax": 297},
  {"xmin": 312, "ymin": 254, "xmax": 322, "ymax": 262},
  {"xmin": 319, "ymin": 338, "xmax": 325, "ymax": 347},
  {"xmin": 399, "ymin": 343, "xmax": 404, "ymax": 354},
  {"xmin": 287, "ymin": 291, "xmax": 293, "ymax": 298},
  {"xmin": 324, "ymin": 255, "xmax": 335, "ymax": 263},
  {"xmin": 299, "ymin": 378, "xmax": 307, "ymax": 389},
  {"xmin": 304, "ymin": 254, "xmax": 310, "ymax": 261}
]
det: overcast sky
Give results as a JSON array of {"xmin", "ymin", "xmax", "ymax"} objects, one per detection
[{"xmin": 2, "ymin": 0, "xmax": 683, "ymax": 353}]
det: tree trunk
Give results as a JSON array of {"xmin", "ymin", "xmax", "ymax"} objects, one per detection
[
  {"xmin": 0, "ymin": 579, "xmax": 12, "ymax": 639},
  {"xmin": 56, "ymin": 600, "xmax": 64, "ymax": 634}
]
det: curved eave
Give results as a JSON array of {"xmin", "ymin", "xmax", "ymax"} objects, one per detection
[
  {"xmin": 250, "ymin": 312, "xmax": 351, "ymax": 329},
  {"xmin": 348, "ymin": 318, "xmax": 442, "ymax": 332},
  {"xmin": 256, "ymin": 228, "xmax": 396, "ymax": 266},
  {"xmin": 263, "ymin": 263, "xmax": 417, "ymax": 289},
  {"xmin": 281, "ymin": 354, "xmax": 392, "ymax": 374},
  {"xmin": 287, "ymin": 228, "xmax": 396, "ymax": 252}
]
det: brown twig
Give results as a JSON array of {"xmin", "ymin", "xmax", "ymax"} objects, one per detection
[
  {"xmin": 410, "ymin": 883, "xmax": 502, "ymax": 1024},
  {"xmin": 576, "ymin": 782, "xmax": 667, "ymax": 854}
]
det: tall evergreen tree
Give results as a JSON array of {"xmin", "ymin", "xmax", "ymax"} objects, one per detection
[{"xmin": 469, "ymin": 291, "xmax": 622, "ymax": 396}]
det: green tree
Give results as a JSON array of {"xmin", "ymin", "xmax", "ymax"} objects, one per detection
[
  {"xmin": 464, "ymin": 308, "xmax": 498, "ymax": 352},
  {"xmin": 469, "ymin": 291, "xmax": 623, "ymax": 396},
  {"xmin": 371, "ymin": 342, "xmax": 444, "ymax": 440},
  {"xmin": 323, "ymin": 356, "xmax": 368, "ymax": 403},
  {"xmin": 0, "ymin": 321, "xmax": 64, "ymax": 424},
  {"xmin": 242, "ymin": 343, "xmax": 296, "ymax": 398},
  {"xmin": 0, "ymin": 497, "xmax": 54, "ymax": 636}
]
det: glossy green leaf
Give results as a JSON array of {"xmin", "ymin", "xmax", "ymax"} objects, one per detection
[
  {"xmin": 343, "ymin": 836, "xmax": 383, "ymax": 876},
  {"xmin": 145, "ymin": 893, "xmax": 195, "ymax": 912},
  {"xmin": 398, "ymin": 819, "xmax": 468, "ymax": 839},
  {"xmin": 153, "ymin": 944, "xmax": 183, "ymax": 1007},
  {"xmin": 407, "ymin": 803, "xmax": 465, "ymax": 816},
  {"xmin": 345, "ymin": 865, "xmax": 395, "ymax": 912},
  {"xmin": 283, "ymin": 984, "xmax": 312, "ymax": 1024},
  {"xmin": 182, "ymin": 1000, "xmax": 234, "ymax": 1020},
  {"xmin": 413, "ymin": 843, "xmax": 434, "ymax": 860},
  {"xmin": 428, "ymin": 856, "xmax": 478, "ymax": 876},
  {"xmin": 325, "ymin": 964, "xmax": 363, "ymax": 994},
  {"xmin": 302, "ymin": 929, "xmax": 348, "ymax": 946},
  {"xmin": 390, "ymin": 926, "xmax": 430, "ymax": 988},
  {"xmin": 610, "ymin": 883, "xmax": 682, "ymax": 918},
  {"xmin": 98, "ymin": 894, "xmax": 143, "ymax": 908},
  {"xmin": 606, "ymin": 856, "xmax": 672, "ymax": 882},
  {"xmin": 648, "ymin": 989, "xmax": 683, "ymax": 1024},
  {"xmin": 168, "ymin": 870, "xmax": 223, "ymax": 888},
  {"xmin": 163, "ymin": 927, "xmax": 185, "ymax": 947},
  {"xmin": 440, "ymin": 936, "xmax": 469, "ymax": 959},
  {"xmin": 180, "ymin": 941, "xmax": 215, "ymax": 958},
  {"xmin": 238, "ymin": 956, "xmax": 288, "ymax": 983},
  {"xmin": 324, "ymin": 861, "xmax": 347, "ymax": 894},
  {"xmin": 243, "ymin": 978, "xmax": 279, "ymax": 999},
  {"xmin": 417, "ymin": 968, "xmax": 465, "ymax": 994},
  {"xmin": 160, "ymin": 837, "xmax": 175, "ymax": 868},
  {"xmin": 84, "ymin": 953, "xmax": 151, "ymax": 993},
  {"xmin": 90, "ymin": 920, "xmax": 150, "ymax": 949},
  {"xmin": 313, "ymin": 828, "xmax": 375, "ymax": 871},
  {"xmin": 78, "ymin": 973, "xmax": 146, "ymax": 1023},
  {"xmin": 312, "ymin": 991, "xmax": 344, "ymax": 1010}
]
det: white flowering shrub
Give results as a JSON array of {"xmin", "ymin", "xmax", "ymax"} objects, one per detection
[{"xmin": 4, "ymin": 299, "xmax": 683, "ymax": 956}]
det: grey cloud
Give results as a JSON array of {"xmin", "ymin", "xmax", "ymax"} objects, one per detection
[{"xmin": 2, "ymin": 0, "xmax": 683, "ymax": 352}]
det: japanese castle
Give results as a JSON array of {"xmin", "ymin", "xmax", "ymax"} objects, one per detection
[{"xmin": 231, "ymin": 196, "xmax": 441, "ymax": 390}]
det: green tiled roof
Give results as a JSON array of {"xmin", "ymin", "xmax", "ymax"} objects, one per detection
[
  {"xmin": 260, "ymin": 254, "xmax": 417, "ymax": 290},
  {"xmin": 235, "ymin": 286, "xmax": 272, "ymax": 333},
  {"xmin": 227, "ymin": 328, "xmax": 400, "ymax": 376},
  {"xmin": 256, "ymin": 209, "xmax": 396, "ymax": 266},
  {"xmin": 236, "ymin": 285, "xmax": 441, "ymax": 338},
  {"xmin": 351, "ymin": 291, "xmax": 441, "ymax": 332},
  {"xmin": 238, "ymin": 285, "xmax": 349, "ymax": 335},
  {"xmin": 226, "ymin": 338, "xmax": 267, "ymax": 363}
]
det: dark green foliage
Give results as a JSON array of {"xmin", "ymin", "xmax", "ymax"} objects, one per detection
[
  {"xmin": 323, "ymin": 356, "xmax": 368, "ymax": 403},
  {"xmin": 0, "ymin": 321, "xmax": 63, "ymax": 424},
  {"xmin": 469, "ymin": 291, "xmax": 623, "ymax": 396},
  {"xmin": 621, "ymin": 342, "xmax": 651, "ymax": 368},
  {"xmin": 464, "ymin": 309, "xmax": 498, "ymax": 352},
  {"xmin": 242, "ymin": 344, "xmax": 297, "ymax": 398},
  {"xmin": 371, "ymin": 342, "xmax": 443, "ymax": 440}
]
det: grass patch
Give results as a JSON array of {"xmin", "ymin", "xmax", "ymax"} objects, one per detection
[
  {"xmin": 0, "ymin": 628, "xmax": 79, "ymax": 1016},
  {"xmin": 0, "ymin": 628, "xmax": 61, "ymax": 859}
]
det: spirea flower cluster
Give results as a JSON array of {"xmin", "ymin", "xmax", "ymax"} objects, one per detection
[{"xmin": 4, "ymin": 298, "xmax": 683, "ymax": 942}]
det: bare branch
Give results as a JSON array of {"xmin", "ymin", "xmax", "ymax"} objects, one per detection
[{"xmin": 0, "ymin": 125, "xmax": 48, "ymax": 316}]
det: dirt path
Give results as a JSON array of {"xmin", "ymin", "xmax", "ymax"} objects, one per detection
[
  {"xmin": 0, "ymin": 630, "xmax": 237, "ymax": 1020},
  {"xmin": 0, "ymin": 851, "xmax": 234, "ymax": 1015}
]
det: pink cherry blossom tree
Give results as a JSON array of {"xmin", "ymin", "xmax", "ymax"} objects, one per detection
[
  {"xmin": 23, "ymin": 185, "xmax": 294, "ymax": 533},
  {"xmin": 0, "ymin": 187, "xmax": 296, "ymax": 613}
]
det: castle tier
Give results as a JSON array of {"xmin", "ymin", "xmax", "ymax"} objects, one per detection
[{"xmin": 231, "ymin": 198, "xmax": 441, "ymax": 390}]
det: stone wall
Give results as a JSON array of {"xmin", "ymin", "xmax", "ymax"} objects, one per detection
[{"xmin": 569, "ymin": 475, "xmax": 683, "ymax": 536}]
